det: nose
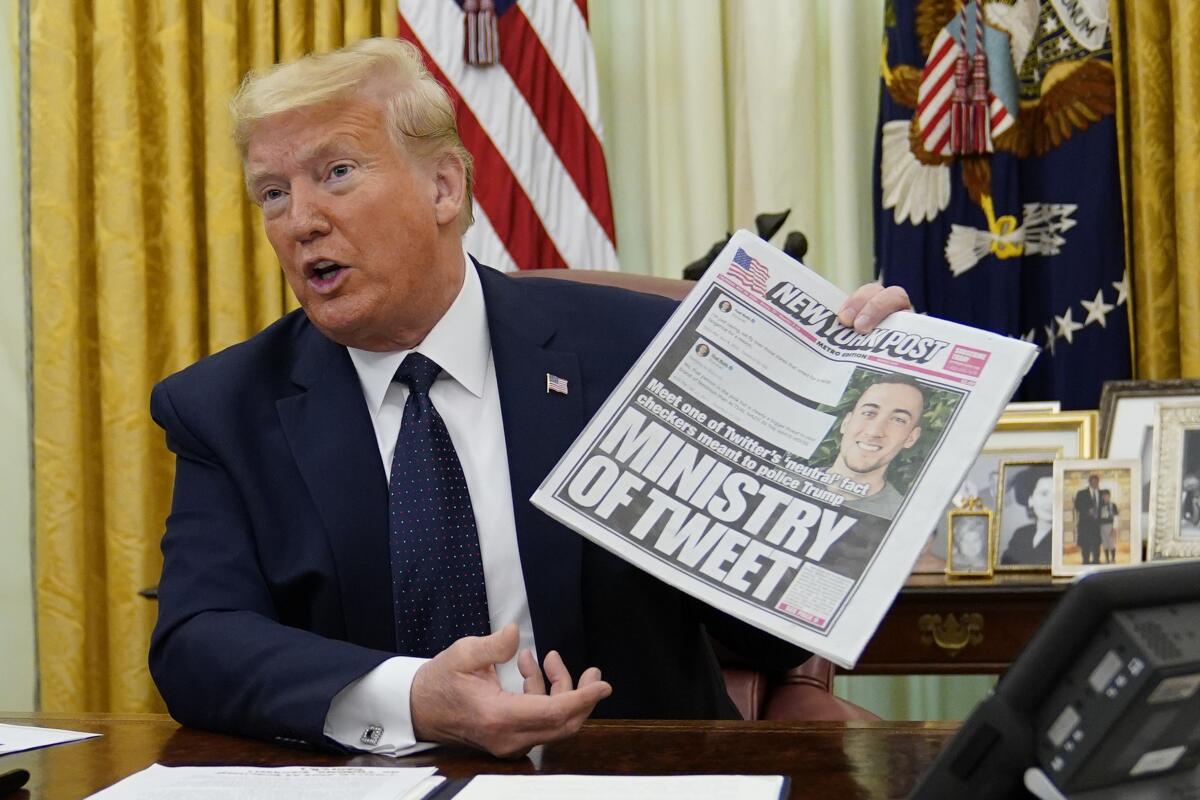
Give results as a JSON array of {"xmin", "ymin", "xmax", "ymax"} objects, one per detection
[
  {"xmin": 285, "ymin": 183, "xmax": 332, "ymax": 243},
  {"xmin": 862, "ymin": 415, "xmax": 888, "ymax": 437}
]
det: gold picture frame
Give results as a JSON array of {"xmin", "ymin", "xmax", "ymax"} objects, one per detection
[
  {"xmin": 913, "ymin": 410, "xmax": 1096, "ymax": 576},
  {"xmin": 990, "ymin": 410, "xmax": 1098, "ymax": 457},
  {"xmin": 993, "ymin": 459, "xmax": 1055, "ymax": 572},
  {"xmin": 946, "ymin": 509, "xmax": 994, "ymax": 578}
]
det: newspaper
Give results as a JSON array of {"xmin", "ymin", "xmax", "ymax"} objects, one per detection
[{"xmin": 531, "ymin": 230, "xmax": 1038, "ymax": 668}]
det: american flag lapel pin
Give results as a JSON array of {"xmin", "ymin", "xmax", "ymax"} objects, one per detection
[{"xmin": 546, "ymin": 373, "xmax": 569, "ymax": 395}]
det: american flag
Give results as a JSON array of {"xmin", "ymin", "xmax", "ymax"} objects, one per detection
[
  {"xmin": 915, "ymin": 21, "xmax": 1013, "ymax": 155},
  {"xmin": 546, "ymin": 373, "xmax": 569, "ymax": 395},
  {"xmin": 398, "ymin": 1, "xmax": 618, "ymax": 272},
  {"xmin": 726, "ymin": 248, "xmax": 770, "ymax": 295}
]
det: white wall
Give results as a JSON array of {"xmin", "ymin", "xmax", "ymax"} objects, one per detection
[{"xmin": 0, "ymin": 1, "xmax": 36, "ymax": 712}]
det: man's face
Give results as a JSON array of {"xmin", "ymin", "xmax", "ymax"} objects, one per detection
[
  {"xmin": 1089, "ymin": 475, "xmax": 1100, "ymax": 489},
  {"xmin": 245, "ymin": 95, "xmax": 464, "ymax": 350},
  {"xmin": 837, "ymin": 382, "xmax": 924, "ymax": 476}
]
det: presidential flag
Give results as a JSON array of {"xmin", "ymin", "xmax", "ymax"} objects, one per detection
[
  {"xmin": 873, "ymin": 0, "xmax": 1129, "ymax": 409},
  {"xmin": 398, "ymin": 0, "xmax": 619, "ymax": 272}
]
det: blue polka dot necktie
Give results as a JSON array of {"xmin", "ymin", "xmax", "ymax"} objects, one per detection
[{"xmin": 389, "ymin": 352, "xmax": 491, "ymax": 657}]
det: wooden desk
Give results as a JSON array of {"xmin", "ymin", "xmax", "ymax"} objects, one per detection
[
  {"xmin": 1, "ymin": 713, "xmax": 957, "ymax": 799},
  {"xmin": 854, "ymin": 574, "xmax": 1069, "ymax": 674}
]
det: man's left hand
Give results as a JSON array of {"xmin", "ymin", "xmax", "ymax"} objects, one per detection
[{"xmin": 837, "ymin": 283, "xmax": 912, "ymax": 333}]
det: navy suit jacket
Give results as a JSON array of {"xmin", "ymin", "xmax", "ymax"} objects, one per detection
[{"xmin": 149, "ymin": 263, "xmax": 806, "ymax": 749}]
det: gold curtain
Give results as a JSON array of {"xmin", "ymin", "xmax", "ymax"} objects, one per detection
[
  {"xmin": 31, "ymin": 0, "xmax": 397, "ymax": 714},
  {"xmin": 1113, "ymin": 0, "xmax": 1200, "ymax": 378}
]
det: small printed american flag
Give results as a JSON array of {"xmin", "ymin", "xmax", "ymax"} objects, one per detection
[
  {"xmin": 727, "ymin": 248, "xmax": 770, "ymax": 294},
  {"xmin": 546, "ymin": 373, "xmax": 569, "ymax": 395}
]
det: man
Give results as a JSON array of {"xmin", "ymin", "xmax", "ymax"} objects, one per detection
[
  {"xmin": 827, "ymin": 376, "xmax": 926, "ymax": 519},
  {"xmin": 149, "ymin": 38, "xmax": 911, "ymax": 759},
  {"xmin": 1181, "ymin": 476, "xmax": 1200, "ymax": 527},
  {"xmin": 1075, "ymin": 474, "xmax": 1103, "ymax": 565}
]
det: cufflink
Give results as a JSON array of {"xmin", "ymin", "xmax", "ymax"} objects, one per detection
[{"xmin": 360, "ymin": 724, "xmax": 384, "ymax": 746}]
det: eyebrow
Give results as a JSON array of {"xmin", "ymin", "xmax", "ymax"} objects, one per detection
[
  {"xmin": 245, "ymin": 167, "xmax": 278, "ymax": 192},
  {"xmin": 858, "ymin": 402, "xmax": 913, "ymax": 420},
  {"xmin": 245, "ymin": 136, "xmax": 366, "ymax": 190}
]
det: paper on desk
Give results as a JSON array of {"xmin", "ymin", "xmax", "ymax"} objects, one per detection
[
  {"xmin": 453, "ymin": 774, "xmax": 787, "ymax": 800},
  {"xmin": 85, "ymin": 764, "xmax": 442, "ymax": 800},
  {"xmin": 0, "ymin": 722, "xmax": 100, "ymax": 755}
]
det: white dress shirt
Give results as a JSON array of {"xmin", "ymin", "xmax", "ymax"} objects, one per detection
[{"xmin": 323, "ymin": 259, "xmax": 537, "ymax": 755}]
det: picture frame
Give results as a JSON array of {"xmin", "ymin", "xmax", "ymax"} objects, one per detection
[
  {"xmin": 946, "ymin": 509, "xmax": 994, "ymax": 578},
  {"xmin": 1052, "ymin": 459, "xmax": 1143, "ymax": 577},
  {"xmin": 911, "ymin": 410, "xmax": 1096, "ymax": 575},
  {"xmin": 1004, "ymin": 400, "xmax": 1062, "ymax": 414},
  {"xmin": 993, "ymin": 459, "xmax": 1055, "ymax": 572},
  {"xmin": 1098, "ymin": 380, "xmax": 1200, "ymax": 538},
  {"xmin": 1148, "ymin": 403, "xmax": 1200, "ymax": 560},
  {"xmin": 1098, "ymin": 379, "xmax": 1200, "ymax": 457},
  {"xmin": 991, "ymin": 410, "xmax": 1098, "ymax": 457}
]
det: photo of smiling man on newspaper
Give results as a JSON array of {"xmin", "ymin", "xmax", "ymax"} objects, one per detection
[
  {"xmin": 807, "ymin": 369, "xmax": 960, "ymax": 577},
  {"xmin": 534, "ymin": 231, "xmax": 1036, "ymax": 666},
  {"xmin": 822, "ymin": 373, "xmax": 929, "ymax": 520}
]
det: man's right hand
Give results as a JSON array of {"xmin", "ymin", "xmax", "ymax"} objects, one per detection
[{"xmin": 409, "ymin": 624, "xmax": 611, "ymax": 758}]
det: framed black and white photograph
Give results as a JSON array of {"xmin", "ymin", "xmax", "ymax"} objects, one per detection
[
  {"xmin": 1053, "ymin": 459, "xmax": 1143, "ymax": 577},
  {"xmin": 1098, "ymin": 379, "xmax": 1200, "ymax": 537},
  {"xmin": 994, "ymin": 460, "xmax": 1055, "ymax": 572},
  {"xmin": 945, "ymin": 510, "xmax": 994, "ymax": 578},
  {"xmin": 912, "ymin": 409, "xmax": 1095, "ymax": 575},
  {"xmin": 1148, "ymin": 403, "xmax": 1200, "ymax": 560}
]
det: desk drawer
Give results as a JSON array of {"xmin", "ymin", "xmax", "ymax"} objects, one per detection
[{"xmin": 852, "ymin": 593, "xmax": 1057, "ymax": 674}]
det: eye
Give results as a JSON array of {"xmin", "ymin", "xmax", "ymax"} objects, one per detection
[
  {"xmin": 260, "ymin": 187, "xmax": 285, "ymax": 204},
  {"xmin": 328, "ymin": 163, "xmax": 354, "ymax": 180}
]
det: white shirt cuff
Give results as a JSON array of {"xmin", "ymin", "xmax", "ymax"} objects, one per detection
[{"xmin": 323, "ymin": 656, "xmax": 437, "ymax": 756}]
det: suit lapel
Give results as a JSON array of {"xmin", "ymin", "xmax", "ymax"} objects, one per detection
[
  {"xmin": 479, "ymin": 265, "xmax": 588, "ymax": 671},
  {"xmin": 276, "ymin": 326, "xmax": 395, "ymax": 652}
]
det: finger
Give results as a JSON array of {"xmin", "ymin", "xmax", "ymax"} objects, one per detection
[
  {"xmin": 542, "ymin": 650, "xmax": 574, "ymax": 696},
  {"xmin": 467, "ymin": 623, "xmax": 520, "ymax": 669},
  {"xmin": 494, "ymin": 680, "xmax": 613, "ymax": 736},
  {"xmin": 518, "ymin": 649, "xmax": 545, "ymax": 695},
  {"xmin": 473, "ymin": 681, "xmax": 612, "ymax": 758},
  {"xmin": 577, "ymin": 667, "xmax": 603, "ymax": 688},
  {"xmin": 852, "ymin": 285, "xmax": 911, "ymax": 332},
  {"xmin": 837, "ymin": 282, "xmax": 882, "ymax": 327}
]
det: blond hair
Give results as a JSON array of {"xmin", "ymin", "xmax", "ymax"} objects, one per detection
[{"xmin": 231, "ymin": 37, "xmax": 474, "ymax": 231}]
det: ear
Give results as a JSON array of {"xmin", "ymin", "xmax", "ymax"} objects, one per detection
[
  {"xmin": 903, "ymin": 425, "xmax": 922, "ymax": 449},
  {"xmin": 432, "ymin": 152, "xmax": 466, "ymax": 228}
]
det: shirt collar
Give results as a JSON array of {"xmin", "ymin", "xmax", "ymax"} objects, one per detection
[{"xmin": 346, "ymin": 255, "xmax": 490, "ymax": 417}]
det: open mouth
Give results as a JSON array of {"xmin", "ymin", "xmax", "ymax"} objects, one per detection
[
  {"xmin": 854, "ymin": 441, "xmax": 883, "ymax": 453},
  {"xmin": 310, "ymin": 260, "xmax": 346, "ymax": 285}
]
